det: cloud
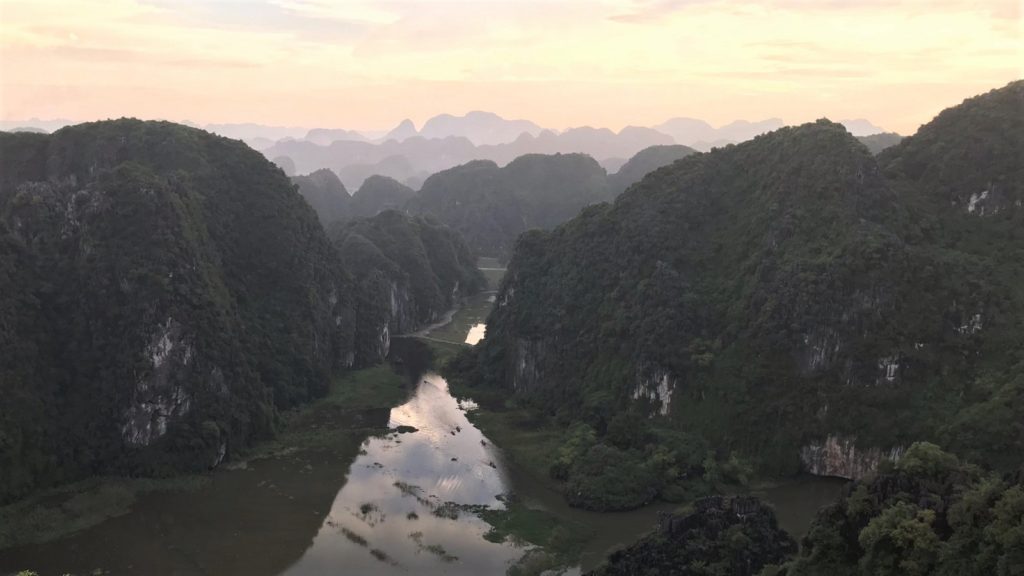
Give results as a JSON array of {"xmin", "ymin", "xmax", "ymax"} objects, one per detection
[
  {"xmin": 137, "ymin": 0, "xmax": 373, "ymax": 42},
  {"xmin": 610, "ymin": 0, "xmax": 1022, "ymax": 23}
]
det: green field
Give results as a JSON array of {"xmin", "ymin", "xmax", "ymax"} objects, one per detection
[
  {"xmin": 421, "ymin": 291, "xmax": 495, "ymax": 344},
  {"xmin": 476, "ymin": 257, "xmax": 507, "ymax": 291}
]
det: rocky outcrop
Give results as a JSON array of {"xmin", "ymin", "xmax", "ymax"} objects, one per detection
[
  {"xmin": 121, "ymin": 318, "xmax": 194, "ymax": 447},
  {"xmin": 800, "ymin": 435, "xmax": 905, "ymax": 479},
  {"xmin": 632, "ymin": 363, "xmax": 676, "ymax": 416},
  {"xmin": 587, "ymin": 496, "xmax": 796, "ymax": 576},
  {"xmin": 512, "ymin": 338, "xmax": 547, "ymax": 393}
]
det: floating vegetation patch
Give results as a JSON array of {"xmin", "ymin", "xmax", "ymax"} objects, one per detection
[
  {"xmin": 432, "ymin": 501, "xmax": 460, "ymax": 520},
  {"xmin": 393, "ymin": 481, "xmax": 434, "ymax": 508},
  {"xmin": 408, "ymin": 531, "xmax": 458, "ymax": 563},
  {"xmin": 370, "ymin": 548, "xmax": 398, "ymax": 565},
  {"xmin": 354, "ymin": 502, "xmax": 386, "ymax": 526},
  {"xmin": 424, "ymin": 543, "xmax": 459, "ymax": 563},
  {"xmin": 341, "ymin": 527, "xmax": 368, "ymax": 547}
]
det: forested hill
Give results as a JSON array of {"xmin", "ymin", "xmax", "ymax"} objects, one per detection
[
  {"xmin": 406, "ymin": 149, "xmax": 692, "ymax": 259},
  {"xmin": 788, "ymin": 442, "xmax": 1024, "ymax": 575},
  {"xmin": 464, "ymin": 81, "xmax": 1023, "ymax": 496},
  {"xmin": 292, "ymin": 172, "xmax": 417, "ymax": 228},
  {"xmin": 0, "ymin": 120, "xmax": 359, "ymax": 504},
  {"xmin": 399, "ymin": 153, "xmax": 614, "ymax": 258},
  {"xmin": 606, "ymin": 144, "xmax": 697, "ymax": 195},
  {"xmin": 583, "ymin": 442, "xmax": 1023, "ymax": 574},
  {"xmin": 292, "ymin": 145, "xmax": 697, "ymax": 260},
  {"xmin": 330, "ymin": 210, "xmax": 485, "ymax": 363},
  {"xmin": 292, "ymin": 168, "xmax": 351, "ymax": 227}
]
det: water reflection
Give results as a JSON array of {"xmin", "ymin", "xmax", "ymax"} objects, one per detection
[
  {"xmin": 0, "ymin": 444, "xmax": 379, "ymax": 576},
  {"xmin": 465, "ymin": 323, "xmax": 487, "ymax": 345},
  {"xmin": 281, "ymin": 372, "xmax": 525, "ymax": 575}
]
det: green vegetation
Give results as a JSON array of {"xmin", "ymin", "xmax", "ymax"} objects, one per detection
[
  {"xmin": 585, "ymin": 496, "xmax": 796, "ymax": 576},
  {"xmin": 351, "ymin": 175, "xmax": 416, "ymax": 219},
  {"xmin": 606, "ymin": 144, "xmax": 697, "ymax": 195},
  {"xmin": 0, "ymin": 475, "xmax": 207, "ymax": 550},
  {"xmin": 787, "ymin": 443, "xmax": 1024, "ymax": 576},
  {"xmin": 408, "ymin": 153, "xmax": 613, "ymax": 258},
  {"xmin": 450, "ymin": 81, "xmax": 1024, "ymax": 514},
  {"xmin": 236, "ymin": 363, "xmax": 407, "ymax": 461},
  {"xmin": 293, "ymin": 171, "xmax": 417, "ymax": 228},
  {"xmin": 0, "ymin": 119, "xmax": 483, "ymax": 508},
  {"xmin": 0, "ymin": 119, "xmax": 358, "ymax": 504},
  {"xmin": 424, "ymin": 291, "xmax": 493, "ymax": 344},
  {"xmin": 0, "ymin": 360, "xmax": 407, "ymax": 551},
  {"xmin": 332, "ymin": 209, "xmax": 485, "ymax": 365},
  {"xmin": 292, "ymin": 168, "xmax": 351, "ymax": 226},
  {"xmin": 481, "ymin": 268, "xmax": 506, "ymax": 291},
  {"xmin": 478, "ymin": 498, "xmax": 593, "ymax": 557},
  {"xmin": 856, "ymin": 132, "xmax": 903, "ymax": 155}
]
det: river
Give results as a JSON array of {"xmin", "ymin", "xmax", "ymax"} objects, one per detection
[{"xmin": 0, "ymin": 305, "xmax": 846, "ymax": 576}]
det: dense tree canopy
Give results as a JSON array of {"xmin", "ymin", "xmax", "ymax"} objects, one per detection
[
  {"xmin": 789, "ymin": 442, "xmax": 1024, "ymax": 576},
  {"xmin": 331, "ymin": 210, "xmax": 485, "ymax": 364},
  {"xmin": 0, "ymin": 120, "xmax": 361, "ymax": 503},
  {"xmin": 452, "ymin": 81, "xmax": 1024, "ymax": 510}
]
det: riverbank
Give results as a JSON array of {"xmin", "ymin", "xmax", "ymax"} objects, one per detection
[{"xmin": 0, "ymin": 364, "xmax": 410, "ymax": 553}]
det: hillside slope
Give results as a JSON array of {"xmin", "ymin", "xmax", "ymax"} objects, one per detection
[
  {"xmin": 0, "ymin": 120, "xmax": 357, "ymax": 503},
  {"xmin": 462, "ymin": 83, "xmax": 1023, "ymax": 496},
  {"xmin": 332, "ymin": 210, "xmax": 484, "ymax": 363}
]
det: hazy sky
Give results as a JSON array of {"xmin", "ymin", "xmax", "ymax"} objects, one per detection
[{"xmin": 0, "ymin": 0, "xmax": 1020, "ymax": 133}]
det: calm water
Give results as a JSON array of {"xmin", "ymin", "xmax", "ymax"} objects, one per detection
[
  {"xmin": 0, "ymin": 320, "xmax": 847, "ymax": 576},
  {"xmin": 465, "ymin": 323, "xmax": 486, "ymax": 345},
  {"xmin": 279, "ymin": 371, "xmax": 525, "ymax": 575}
]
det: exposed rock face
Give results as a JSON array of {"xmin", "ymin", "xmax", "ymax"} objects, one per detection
[
  {"xmin": 513, "ymin": 338, "xmax": 547, "ymax": 393},
  {"xmin": 122, "ymin": 318, "xmax": 194, "ymax": 447},
  {"xmin": 800, "ymin": 435, "xmax": 906, "ymax": 479},
  {"xmin": 633, "ymin": 363, "xmax": 676, "ymax": 416}
]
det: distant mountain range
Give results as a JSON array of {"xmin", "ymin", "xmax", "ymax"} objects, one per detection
[{"xmin": 4, "ymin": 112, "xmax": 893, "ymax": 191}]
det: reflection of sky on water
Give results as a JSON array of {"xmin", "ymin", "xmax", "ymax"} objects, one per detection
[
  {"xmin": 280, "ymin": 372, "xmax": 524, "ymax": 575},
  {"xmin": 465, "ymin": 323, "xmax": 486, "ymax": 345}
]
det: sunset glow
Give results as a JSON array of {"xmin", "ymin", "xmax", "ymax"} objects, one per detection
[{"xmin": 1, "ymin": 0, "xmax": 1021, "ymax": 133}]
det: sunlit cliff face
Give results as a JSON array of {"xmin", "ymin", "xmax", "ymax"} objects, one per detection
[{"xmin": 1, "ymin": 0, "xmax": 1020, "ymax": 133}]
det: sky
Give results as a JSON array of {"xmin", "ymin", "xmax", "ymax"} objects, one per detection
[{"xmin": 0, "ymin": 0, "xmax": 1020, "ymax": 134}]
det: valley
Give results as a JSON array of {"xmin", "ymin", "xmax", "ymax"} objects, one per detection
[
  {"xmin": 0, "ymin": 79, "xmax": 1020, "ymax": 576},
  {"xmin": 0, "ymin": 294, "xmax": 846, "ymax": 576}
]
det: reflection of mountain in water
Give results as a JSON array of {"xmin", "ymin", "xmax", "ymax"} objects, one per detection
[
  {"xmin": 282, "ymin": 371, "xmax": 521, "ymax": 576},
  {"xmin": 0, "ymin": 414, "xmax": 389, "ymax": 576}
]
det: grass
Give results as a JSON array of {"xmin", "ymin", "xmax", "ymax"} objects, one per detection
[
  {"xmin": 482, "ymin": 268, "xmax": 506, "ymax": 291},
  {"xmin": 238, "ymin": 364, "xmax": 409, "ymax": 459},
  {"xmin": 323, "ymin": 364, "xmax": 410, "ymax": 410},
  {"xmin": 479, "ymin": 500, "xmax": 592, "ymax": 551},
  {"xmin": 476, "ymin": 257, "xmax": 507, "ymax": 291},
  {"xmin": 477, "ymin": 256, "xmax": 504, "ymax": 268},
  {"xmin": 424, "ymin": 292, "xmax": 495, "ymax": 344},
  {"xmin": 421, "ymin": 339, "xmax": 466, "ymax": 365},
  {"xmin": 0, "ymin": 363, "xmax": 410, "ymax": 551},
  {"xmin": 0, "ymin": 475, "xmax": 207, "ymax": 549},
  {"xmin": 452, "ymin": 395, "xmax": 565, "ymax": 485}
]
